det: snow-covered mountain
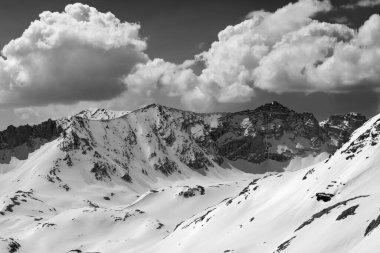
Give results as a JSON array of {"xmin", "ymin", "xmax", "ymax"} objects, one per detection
[
  {"xmin": 155, "ymin": 113, "xmax": 380, "ymax": 253},
  {"xmin": 1, "ymin": 102, "xmax": 366, "ymax": 175},
  {"xmin": 0, "ymin": 102, "xmax": 374, "ymax": 253}
]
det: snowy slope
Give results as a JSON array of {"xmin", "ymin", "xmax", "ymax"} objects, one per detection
[
  {"xmin": 0, "ymin": 105, "xmax": 253, "ymax": 253},
  {"xmin": 152, "ymin": 114, "xmax": 380, "ymax": 253}
]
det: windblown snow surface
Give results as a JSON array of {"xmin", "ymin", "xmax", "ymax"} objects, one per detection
[{"xmin": 0, "ymin": 107, "xmax": 379, "ymax": 253}]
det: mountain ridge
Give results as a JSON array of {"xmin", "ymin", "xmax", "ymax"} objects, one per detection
[
  {"xmin": 0, "ymin": 101, "xmax": 377, "ymax": 253},
  {"xmin": 0, "ymin": 102, "xmax": 367, "ymax": 170}
]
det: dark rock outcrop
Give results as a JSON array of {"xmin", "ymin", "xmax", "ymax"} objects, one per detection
[
  {"xmin": 205, "ymin": 101, "xmax": 328, "ymax": 163},
  {"xmin": 178, "ymin": 186, "xmax": 205, "ymax": 198},
  {"xmin": 0, "ymin": 119, "xmax": 61, "ymax": 149},
  {"xmin": 91, "ymin": 162, "xmax": 111, "ymax": 181},
  {"xmin": 0, "ymin": 119, "xmax": 62, "ymax": 163},
  {"xmin": 296, "ymin": 195, "xmax": 369, "ymax": 232},
  {"xmin": 336, "ymin": 205, "xmax": 359, "ymax": 220},
  {"xmin": 365, "ymin": 214, "xmax": 380, "ymax": 236},
  {"xmin": 321, "ymin": 113, "xmax": 367, "ymax": 152},
  {"xmin": 154, "ymin": 157, "xmax": 178, "ymax": 176},
  {"xmin": 316, "ymin": 193, "xmax": 334, "ymax": 202},
  {"xmin": 275, "ymin": 236, "xmax": 296, "ymax": 252}
]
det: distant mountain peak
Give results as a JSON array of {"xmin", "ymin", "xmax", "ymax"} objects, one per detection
[
  {"xmin": 254, "ymin": 101, "xmax": 292, "ymax": 113},
  {"xmin": 75, "ymin": 108, "xmax": 130, "ymax": 120},
  {"xmin": 140, "ymin": 103, "xmax": 161, "ymax": 110}
]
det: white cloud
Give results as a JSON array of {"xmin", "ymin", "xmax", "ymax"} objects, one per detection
[
  {"xmin": 120, "ymin": 0, "xmax": 332, "ymax": 112},
  {"xmin": 254, "ymin": 15, "xmax": 380, "ymax": 92},
  {"xmin": 123, "ymin": 0, "xmax": 380, "ymax": 111},
  {"xmin": 197, "ymin": 0, "xmax": 331, "ymax": 100},
  {"xmin": 253, "ymin": 21, "xmax": 355, "ymax": 92},
  {"xmin": 343, "ymin": 0, "xmax": 380, "ymax": 9},
  {"xmin": 0, "ymin": 3, "xmax": 147, "ymax": 107},
  {"xmin": 5, "ymin": 0, "xmax": 380, "ymax": 121},
  {"xmin": 123, "ymin": 58, "xmax": 216, "ymax": 112}
]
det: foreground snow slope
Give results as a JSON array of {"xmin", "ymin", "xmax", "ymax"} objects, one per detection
[{"xmin": 0, "ymin": 135, "xmax": 252, "ymax": 252}]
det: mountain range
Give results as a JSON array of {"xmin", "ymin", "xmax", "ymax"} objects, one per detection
[{"xmin": 1, "ymin": 102, "xmax": 378, "ymax": 253}]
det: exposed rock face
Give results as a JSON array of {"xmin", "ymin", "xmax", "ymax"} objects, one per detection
[
  {"xmin": 0, "ymin": 119, "xmax": 63, "ymax": 163},
  {"xmin": 154, "ymin": 157, "xmax": 178, "ymax": 176},
  {"xmin": 206, "ymin": 101, "xmax": 327, "ymax": 163},
  {"xmin": 321, "ymin": 113, "xmax": 367, "ymax": 151},
  {"xmin": 336, "ymin": 205, "xmax": 359, "ymax": 220},
  {"xmin": 0, "ymin": 119, "xmax": 61, "ymax": 149},
  {"xmin": 365, "ymin": 214, "xmax": 380, "ymax": 236}
]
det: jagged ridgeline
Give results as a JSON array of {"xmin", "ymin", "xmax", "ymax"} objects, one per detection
[{"xmin": 0, "ymin": 103, "xmax": 366, "ymax": 181}]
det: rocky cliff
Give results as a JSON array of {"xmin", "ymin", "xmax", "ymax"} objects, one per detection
[
  {"xmin": 320, "ymin": 112, "xmax": 367, "ymax": 150},
  {"xmin": 0, "ymin": 119, "xmax": 62, "ymax": 163},
  {"xmin": 205, "ymin": 101, "xmax": 327, "ymax": 163}
]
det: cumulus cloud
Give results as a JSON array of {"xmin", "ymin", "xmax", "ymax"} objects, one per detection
[
  {"xmin": 254, "ymin": 15, "xmax": 380, "ymax": 92},
  {"xmin": 213, "ymin": 9, "xmax": 380, "ymax": 95},
  {"xmin": 5, "ymin": 0, "xmax": 380, "ymax": 122},
  {"xmin": 197, "ymin": 0, "xmax": 331, "ymax": 101},
  {"xmin": 122, "ymin": 0, "xmax": 333, "ymax": 111},
  {"xmin": 122, "ymin": 0, "xmax": 380, "ymax": 111},
  {"xmin": 123, "ymin": 58, "xmax": 216, "ymax": 112},
  {"xmin": 343, "ymin": 0, "xmax": 380, "ymax": 9},
  {"xmin": 0, "ymin": 3, "xmax": 147, "ymax": 107}
]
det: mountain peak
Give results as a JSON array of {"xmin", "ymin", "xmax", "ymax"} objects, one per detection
[
  {"xmin": 140, "ymin": 103, "xmax": 161, "ymax": 110},
  {"xmin": 75, "ymin": 108, "xmax": 130, "ymax": 120},
  {"xmin": 254, "ymin": 101, "xmax": 292, "ymax": 113},
  {"xmin": 138, "ymin": 103, "xmax": 172, "ymax": 113}
]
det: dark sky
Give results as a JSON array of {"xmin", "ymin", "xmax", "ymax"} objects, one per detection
[{"xmin": 0, "ymin": 0, "xmax": 379, "ymax": 129}]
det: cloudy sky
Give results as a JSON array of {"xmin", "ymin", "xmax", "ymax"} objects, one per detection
[{"xmin": 0, "ymin": 0, "xmax": 380, "ymax": 129}]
